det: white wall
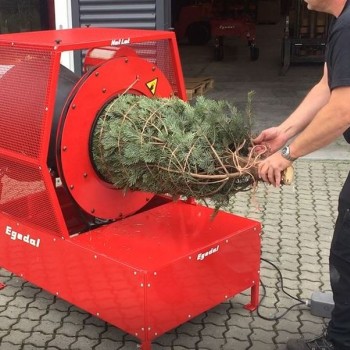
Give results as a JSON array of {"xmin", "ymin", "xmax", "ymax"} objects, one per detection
[{"xmin": 54, "ymin": 0, "xmax": 74, "ymax": 71}]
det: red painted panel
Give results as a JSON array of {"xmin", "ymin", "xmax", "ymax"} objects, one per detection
[
  {"xmin": 0, "ymin": 201, "xmax": 260, "ymax": 343},
  {"xmin": 0, "ymin": 217, "xmax": 146, "ymax": 337},
  {"xmin": 145, "ymin": 226, "xmax": 260, "ymax": 338},
  {"xmin": 0, "ymin": 27, "xmax": 177, "ymax": 51},
  {"xmin": 74, "ymin": 201, "xmax": 260, "ymax": 271}
]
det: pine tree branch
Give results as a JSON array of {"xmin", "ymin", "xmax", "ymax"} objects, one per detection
[{"xmin": 91, "ymin": 94, "xmax": 264, "ymax": 208}]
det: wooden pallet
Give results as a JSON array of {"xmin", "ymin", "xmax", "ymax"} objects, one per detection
[{"xmin": 185, "ymin": 76, "xmax": 214, "ymax": 100}]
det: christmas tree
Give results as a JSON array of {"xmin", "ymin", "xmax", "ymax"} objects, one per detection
[{"xmin": 91, "ymin": 93, "xmax": 263, "ymax": 209}]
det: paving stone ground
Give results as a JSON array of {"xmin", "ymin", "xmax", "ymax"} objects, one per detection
[{"xmin": 0, "ymin": 159, "xmax": 347, "ymax": 350}]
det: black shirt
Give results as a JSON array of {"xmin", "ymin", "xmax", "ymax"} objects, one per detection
[
  {"xmin": 326, "ymin": 1, "xmax": 350, "ymax": 142},
  {"xmin": 326, "ymin": 0, "xmax": 350, "ymax": 90}
]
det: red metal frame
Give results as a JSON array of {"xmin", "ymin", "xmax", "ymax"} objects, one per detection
[
  {"xmin": 59, "ymin": 55, "xmax": 174, "ymax": 219},
  {"xmin": 174, "ymin": 1, "xmax": 257, "ymax": 61},
  {"xmin": 0, "ymin": 201, "xmax": 260, "ymax": 349},
  {"xmin": 175, "ymin": 1, "xmax": 256, "ymax": 44},
  {"xmin": 0, "ymin": 28, "xmax": 261, "ymax": 350},
  {"xmin": 211, "ymin": 18, "xmax": 256, "ymax": 42}
]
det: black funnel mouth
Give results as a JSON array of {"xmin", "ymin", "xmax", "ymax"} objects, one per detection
[{"xmin": 48, "ymin": 65, "xmax": 80, "ymax": 172}]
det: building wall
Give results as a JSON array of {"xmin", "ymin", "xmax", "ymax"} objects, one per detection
[
  {"xmin": 55, "ymin": 0, "xmax": 171, "ymax": 72},
  {"xmin": 72, "ymin": 0, "xmax": 171, "ymax": 30},
  {"xmin": 55, "ymin": 0, "xmax": 74, "ymax": 70}
]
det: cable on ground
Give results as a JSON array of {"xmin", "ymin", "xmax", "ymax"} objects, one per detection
[{"xmin": 257, "ymin": 257, "xmax": 307, "ymax": 321}]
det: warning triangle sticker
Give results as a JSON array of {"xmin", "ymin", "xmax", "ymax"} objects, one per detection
[{"xmin": 146, "ymin": 78, "xmax": 158, "ymax": 95}]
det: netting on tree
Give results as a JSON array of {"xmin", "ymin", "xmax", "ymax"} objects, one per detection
[{"xmin": 91, "ymin": 94, "xmax": 262, "ymax": 208}]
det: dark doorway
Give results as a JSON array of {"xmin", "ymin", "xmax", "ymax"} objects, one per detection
[{"xmin": 0, "ymin": 0, "xmax": 55, "ymax": 34}]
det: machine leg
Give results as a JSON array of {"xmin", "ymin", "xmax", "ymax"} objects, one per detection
[
  {"xmin": 244, "ymin": 282, "xmax": 259, "ymax": 311},
  {"xmin": 250, "ymin": 44, "xmax": 259, "ymax": 61},
  {"xmin": 214, "ymin": 36, "xmax": 224, "ymax": 61},
  {"xmin": 139, "ymin": 340, "xmax": 152, "ymax": 350}
]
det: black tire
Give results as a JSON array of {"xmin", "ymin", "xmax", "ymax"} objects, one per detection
[
  {"xmin": 214, "ymin": 46, "xmax": 224, "ymax": 61},
  {"xmin": 250, "ymin": 46, "xmax": 259, "ymax": 61},
  {"xmin": 214, "ymin": 36, "xmax": 224, "ymax": 61},
  {"xmin": 187, "ymin": 22, "xmax": 211, "ymax": 45},
  {"xmin": 281, "ymin": 40, "xmax": 285, "ymax": 66}
]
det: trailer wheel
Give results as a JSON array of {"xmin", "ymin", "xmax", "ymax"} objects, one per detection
[
  {"xmin": 250, "ymin": 46, "xmax": 259, "ymax": 61},
  {"xmin": 214, "ymin": 36, "xmax": 224, "ymax": 61},
  {"xmin": 187, "ymin": 22, "xmax": 210, "ymax": 45}
]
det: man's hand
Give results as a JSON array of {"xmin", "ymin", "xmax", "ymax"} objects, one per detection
[
  {"xmin": 258, "ymin": 152, "xmax": 292, "ymax": 187},
  {"xmin": 253, "ymin": 127, "xmax": 288, "ymax": 157}
]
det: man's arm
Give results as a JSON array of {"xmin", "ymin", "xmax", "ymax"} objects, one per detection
[
  {"xmin": 289, "ymin": 85, "xmax": 350, "ymax": 158},
  {"xmin": 257, "ymin": 64, "xmax": 350, "ymax": 187},
  {"xmin": 278, "ymin": 63, "xmax": 331, "ymax": 140},
  {"xmin": 253, "ymin": 64, "xmax": 331, "ymax": 155},
  {"xmin": 259, "ymin": 83, "xmax": 350, "ymax": 187}
]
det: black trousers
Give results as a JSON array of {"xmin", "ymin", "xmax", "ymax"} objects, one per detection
[{"xmin": 328, "ymin": 171, "xmax": 350, "ymax": 350}]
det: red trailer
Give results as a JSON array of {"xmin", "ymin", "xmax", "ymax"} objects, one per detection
[
  {"xmin": 0, "ymin": 28, "xmax": 261, "ymax": 349},
  {"xmin": 174, "ymin": 0, "xmax": 259, "ymax": 60}
]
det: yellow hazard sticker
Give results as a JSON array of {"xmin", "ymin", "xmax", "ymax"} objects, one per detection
[{"xmin": 146, "ymin": 78, "xmax": 158, "ymax": 95}]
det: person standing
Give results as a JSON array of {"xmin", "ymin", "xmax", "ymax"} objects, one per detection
[{"xmin": 253, "ymin": 0, "xmax": 350, "ymax": 349}]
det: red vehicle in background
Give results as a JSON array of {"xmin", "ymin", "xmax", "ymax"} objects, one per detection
[{"xmin": 174, "ymin": 0, "xmax": 259, "ymax": 61}]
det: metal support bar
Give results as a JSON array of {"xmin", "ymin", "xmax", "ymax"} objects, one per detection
[
  {"xmin": 140, "ymin": 341, "xmax": 152, "ymax": 350},
  {"xmin": 280, "ymin": 0, "xmax": 329, "ymax": 74},
  {"xmin": 243, "ymin": 283, "xmax": 260, "ymax": 311}
]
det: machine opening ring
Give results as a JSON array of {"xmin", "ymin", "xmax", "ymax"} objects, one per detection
[{"xmin": 59, "ymin": 55, "xmax": 173, "ymax": 219}]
